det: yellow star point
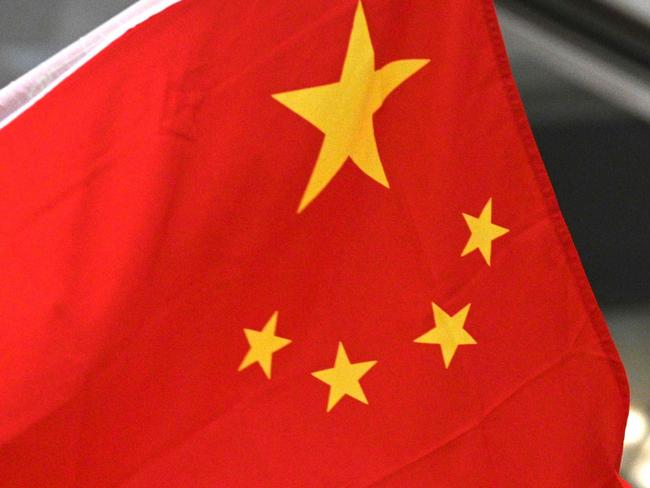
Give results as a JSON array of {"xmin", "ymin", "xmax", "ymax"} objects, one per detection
[
  {"xmin": 414, "ymin": 303, "xmax": 477, "ymax": 368},
  {"xmin": 272, "ymin": 1, "xmax": 430, "ymax": 212},
  {"xmin": 461, "ymin": 198, "xmax": 509, "ymax": 266},
  {"xmin": 312, "ymin": 342, "xmax": 377, "ymax": 412},
  {"xmin": 238, "ymin": 311, "xmax": 292, "ymax": 379}
]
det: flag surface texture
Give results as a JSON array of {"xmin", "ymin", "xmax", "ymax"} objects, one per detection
[{"xmin": 0, "ymin": 0, "xmax": 629, "ymax": 486}]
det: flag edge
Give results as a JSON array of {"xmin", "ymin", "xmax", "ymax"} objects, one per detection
[
  {"xmin": 0, "ymin": 0, "xmax": 184, "ymax": 131},
  {"xmin": 479, "ymin": 0, "xmax": 630, "ymax": 464}
]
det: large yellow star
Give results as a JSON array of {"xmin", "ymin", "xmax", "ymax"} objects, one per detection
[
  {"xmin": 414, "ymin": 303, "xmax": 477, "ymax": 368},
  {"xmin": 238, "ymin": 311, "xmax": 292, "ymax": 379},
  {"xmin": 312, "ymin": 342, "xmax": 377, "ymax": 412},
  {"xmin": 461, "ymin": 198, "xmax": 509, "ymax": 266},
  {"xmin": 272, "ymin": 1, "xmax": 429, "ymax": 212}
]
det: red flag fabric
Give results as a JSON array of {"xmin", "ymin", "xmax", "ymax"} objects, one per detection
[{"xmin": 0, "ymin": 0, "xmax": 629, "ymax": 486}]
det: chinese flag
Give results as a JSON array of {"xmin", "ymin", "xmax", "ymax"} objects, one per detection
[{"xmin": 0, "ymin": 0, "xmax": 629, "ymax": 486}]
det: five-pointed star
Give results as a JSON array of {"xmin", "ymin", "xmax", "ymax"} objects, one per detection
[
  {"xmin": 238, "ymin": 311, "xmax": 292, "ymax": 379},
  {"xmin": 272, "ymin": 1, "xmax": 430, "ymax": 212},
  {"xmin": 312, "ymin": 342, "xmax": 377, "ymax": 412},
  {"xmin": 414, "ymin": 303, "xmax": 477, "ymax": 368},
  {"xmin": 461, "ymin": 198, "xmax": 510, "ymax": 266}
]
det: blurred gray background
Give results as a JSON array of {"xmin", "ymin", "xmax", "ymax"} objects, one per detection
[{"xmin": 0, "ymin": 0, "xmax": 648, "ymax": 485}]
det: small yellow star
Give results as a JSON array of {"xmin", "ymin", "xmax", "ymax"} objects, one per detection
[
  {"xmin": 414, "ymin": 303, "xmax": 477, "ymax": 368},
  {"xmin": 238, "ymin": 311, "xmax": 291, "ymax": 379},
  {"xmin": 312, "ymin": 342, "xmax": 377, "ymax": 412},
  {"xmin": 461, "ymin": 198, "xmax": 509, "ymax": 266},
  {"xmin": 272, "ymin": 1, "xmax": 429, "ymax": 212}
]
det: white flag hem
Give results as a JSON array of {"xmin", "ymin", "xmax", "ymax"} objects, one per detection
[{"xmin": 0, "ymin": 0, "xmax": 183, "ymax": 131}]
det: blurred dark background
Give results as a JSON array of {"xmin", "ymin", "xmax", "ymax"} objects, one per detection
[{"xmin": 0, "ymin": 0, "xmax": 648, "ymax": 485}]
